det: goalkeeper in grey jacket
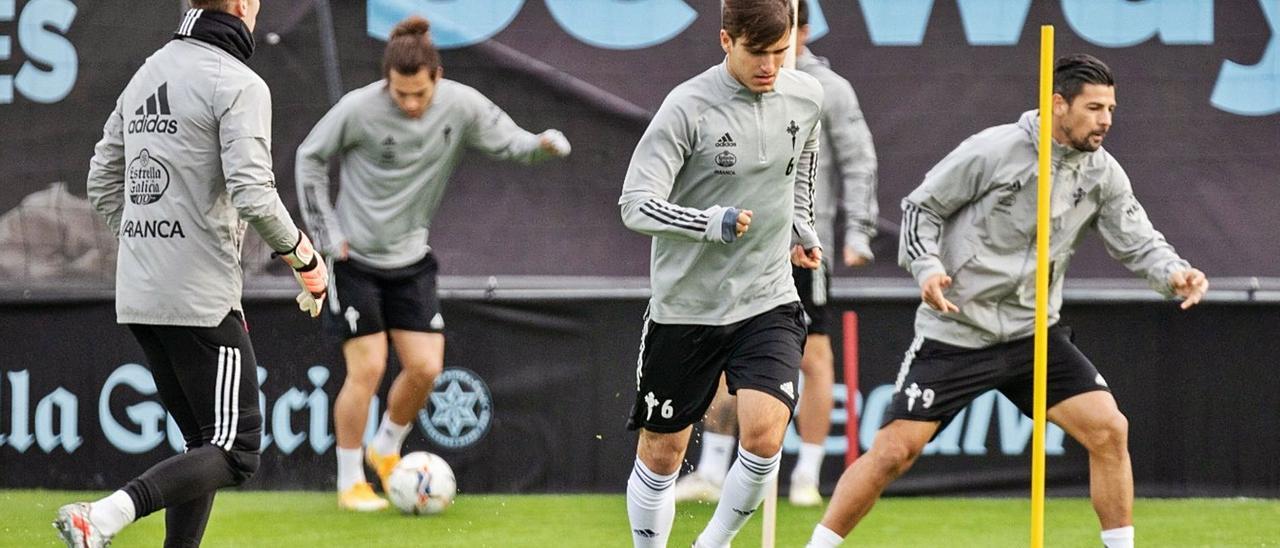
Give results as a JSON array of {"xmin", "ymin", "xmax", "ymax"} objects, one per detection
[
  {"xmin": 63, "ymin": 3, "xmax": 327, "ymax": 548},
  {"xmin": 806, "ymin": 54, "xmax": 1207, "ymax": 548}
]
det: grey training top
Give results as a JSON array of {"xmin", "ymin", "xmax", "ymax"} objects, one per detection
[
  {"xmin": 796, "ymin": 51, "xmax": 879, "ymax": 259},
  {"xmin": 899, "ymin": 110, "xmax": 1191, "ymax": 348},
  {"xmin": 87, "ymin": 38, "xmax": 300, "ymax": 327},
  {"xmin": 296, "ymin": 79, "xmax": 557, "ymax": 269},
  {"xmin": 620, "ymin": 61, "xmax": 825, "ymax": 325}
]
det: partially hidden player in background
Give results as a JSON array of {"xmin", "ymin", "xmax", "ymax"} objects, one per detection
[
  {"xmin": 60, "ymin": 1, "xmax": 328, "ymax": 546},
  {"xmin": 673, "ymin": 0, "xmax": 880, "ymax": 508},
  {"xmin": 804, "ymin": 54, "xmax": 1209, "ymax": 548},
  {"xmin": 619, "ymin": 0, "xmax": 824, "ymax": 545},
  {"xmin": 295, "ymin": 16, "xmax": 571, "ymax": 512}
]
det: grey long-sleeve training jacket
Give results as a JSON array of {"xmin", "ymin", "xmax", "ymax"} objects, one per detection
[
  {"xmin": 900, "ymin": 110, "xmax": 1191, "ymax": 348},
  {"xmin": 620, "ymin": 61, "xmax": 824, "ymax": 326},
  {"xmin": 295, "ymin": 79, "xmax": 557, "ymax": 269},
  {"xmin": 87, "ymin": 38, "xmax": 300, "ymax": 327},
  {"xmin": 796, "ymin": 51, "xmax": 879, "ymax": 259}
]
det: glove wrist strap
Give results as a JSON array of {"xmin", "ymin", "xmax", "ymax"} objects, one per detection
[{"xmin": 274, "ymin": 231, "xmax": 319, "ymax": 272}]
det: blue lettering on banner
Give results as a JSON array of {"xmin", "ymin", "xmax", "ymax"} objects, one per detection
[
  {"xmin": 1, "ymin": 370, "xmax": 85, "ymax": 453},
  {"xmin": 1062, "ymin": 0, "xmax": 1213, "ymax": 47},
  {"xmin": 782, "ymin": 383, "xmax": 1065, "ymax": 457},
  {"xmin": 35, "ymin": 387, "xmax": 80, "ymax": 453},
  {"xmin": 100, "ymin": 363, "xmax": 173, "ymax": 454},
  {"xmin": 544, "ymin": 0, "xmax": 696, "ymax": 50},
  {"xmin": 365, "ymin": 0, "xmax": 1276, "ymax": 117},
  {"xmin": 858, "ymin": 0, "xmax": 939, "ymax": 46},
  {"xmin": 1212, "ymin": 0, "xmax": 1280, "ymax": 115},
  {"xmin": 267, "ymin": 366, "xmax": 337, "ymax": 455},
  {"xmin": 0, "ymin": 364, "xmax": 352, "ymax": 456},
  {"xmin": 1, "ymin": 0, "xmax": 12, "ymax": 104},
  {"xmin": 805, "ymin": 0, "xmax": 830, "ymax": 42},
  {"xmin": 270, "ymin": 383, "xmax": 308, "ymax": 454},
  {"xmin": 955, "ymin": 0, "xmax": 1033, "ymax": 45},
  {"xmin": 4, "ymin": 370, "xmax": 34, "ymax": 451},
  {"xmin": 257, "ymin": 367, "xmax": 271, "ymax": 449},
  {"xmin": 366, "ymin": 0, "xmax": 525, "ymax": 49},
  {"xmin": 1, "ymin": 0, "xmax": 78, "ymax": 104},
  {"xmin": 305, "ymin": 366, "xmax": 335, "ymax": 454}
]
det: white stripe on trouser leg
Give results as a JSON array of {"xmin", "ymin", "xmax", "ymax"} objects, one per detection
[
  {"xmin": 223, "ymin": 348, "xmax": 242, "ymax": 450},
  {"xmin": 213, "ymin": 346, "xmax": 226, "ymax": 447},
  {"xmin": 893, "ymin": 335, "xmax": 924, "ymax": 392},
  {"xmin": 634, "ymin": 308, "xmax": 650, "ymax": 391},
  {"xmin": 218, "ymin": 346, "xmax": 233, "ymax": 448},
  {"xmin": 214, "ymin": 345, "xmax": 238, "ymax": 449}
]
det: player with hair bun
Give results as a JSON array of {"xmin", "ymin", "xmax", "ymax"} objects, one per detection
[{"xmin": 295, "ymin": 15, "xmax": 572, "ymax": 512}]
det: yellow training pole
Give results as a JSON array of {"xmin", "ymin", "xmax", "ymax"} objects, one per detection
[{"xmin": 1031, "ymin": 24, "xmax": 1054, "ymax": 548}]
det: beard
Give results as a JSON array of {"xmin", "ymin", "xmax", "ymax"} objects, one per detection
[
  {"xmin": 1071, "ymin": 135, "xmax": 1102, "ymax": 152},
  {"xmin": 1064, "ymin": 122, "xmax": 1105, "ymax": 152}
]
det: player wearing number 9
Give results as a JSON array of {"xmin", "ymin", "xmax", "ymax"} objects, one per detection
[{"xmin": 805, "ymin": 54, "xmax": 1208, "ymax": 548}]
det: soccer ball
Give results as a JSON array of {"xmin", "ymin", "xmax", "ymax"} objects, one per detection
[{"xmin": 386, "ymin": 451, "xmax": 457, "ymax": 515}]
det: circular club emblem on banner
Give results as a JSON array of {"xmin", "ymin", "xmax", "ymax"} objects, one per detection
[
  {"xmin": 417, "ymin": 368, "xmax": 493, "ymax": 449},
  {"xmin": 126, "ymin": 149, "xmax": 170, "ymax": 205}
]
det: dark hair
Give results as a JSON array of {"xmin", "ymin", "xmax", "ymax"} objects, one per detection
[
  {"xmin": 382, "ymin": 16, "xmax": 441, "ymax": 79},
  {"xmin": 189, "ymin": 0, "xmax": 233, "ymax": 10},
  {"xmin": 797, "ymin": 0, "xmax": 809, "ymax": 28},
  {"xmin": 722, "ymin": 0, "xmax": 792, "ymax": 49},
  {"xmin": 1054, "ymin": 54, "xmax": 1115, "ymax": 104}
]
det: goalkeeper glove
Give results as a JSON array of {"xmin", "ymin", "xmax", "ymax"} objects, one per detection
[{"xmin": 275, "ymin": 231, "xmax": 328, "ymax": 317}]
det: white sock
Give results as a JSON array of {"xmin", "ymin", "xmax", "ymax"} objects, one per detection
[
  {"xmin": 89, "ymin": 490, "xmax": 136, "ymax": 537},
  {"xmin": 627, "ymin": 458, "xmax": 678, "ymax": 547},
  {"xmin": 793, "ymin": 442, "xmax": 826, "ymax": 484},
  {"xmin": 806, "ymin": 524, "xmax": 844, "ymax": 548},
  {"xmin": 695, "ymin": 445, "xmax": 780, "ymax": 548},
  {"xmin": 1101, "ymin": 526, "xmax": 1134, "ymax": 548},
  {"xmin": 697, "ymin": 431, "xmax": 735, "ymax": 484},
  {"xmin": 336, "ymin": 446, "xmax": 366, "ymax": 491},
  {"xmin": 371, "ymin": 413, "xmax": 411, "ymax": 457}
]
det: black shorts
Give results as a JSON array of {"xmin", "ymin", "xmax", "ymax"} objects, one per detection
[
  {"xmin": 885, "ymin": 325, "xmax": 1110, "ymax": 432},
  {"xmin": 627, "ymin": 302, "xmax": 807, "ymax": 433},
  {"xmin": 324, "ymin": 254, "xmax": 443, "ymax": 339},
  {"xmin": 127, "ymin": 311, "xmax": 262, "ymax": 453},
  {"xmin": 792, "ymin": 260, "xmax": 830, "ymax": 336}
]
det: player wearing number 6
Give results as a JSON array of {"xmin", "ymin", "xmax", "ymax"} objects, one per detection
[
  {"xmin": 618, "ymin": 0, "xmax": 824, "ymax": 546},
  {"xmin": 804, "ymin": 54, "xmax": 1209, "ymax": 548}
]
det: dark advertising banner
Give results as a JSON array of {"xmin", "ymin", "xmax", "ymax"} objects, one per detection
[
  {"xmin": 1, "ymin": 1, "xmax": 1277, "ymax": 286},
  {"xmin": 2, "ymin": 296, "xmax": 1277, "ymax": 497}
]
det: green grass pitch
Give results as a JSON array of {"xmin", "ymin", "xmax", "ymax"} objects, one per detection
[{"xmin": 4, "ymin": 490, "xmax": 1277, "ymax": 547}]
